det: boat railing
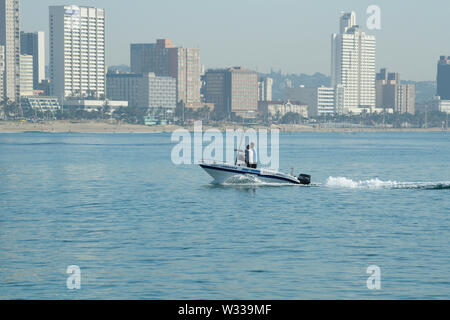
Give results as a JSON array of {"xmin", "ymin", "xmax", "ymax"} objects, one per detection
[{"xmin": 199, "ymin": 159, "xmax": 235, "ymax": 166}]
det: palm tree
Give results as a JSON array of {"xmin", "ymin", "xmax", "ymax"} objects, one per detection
[{"xmin": 3, "ymin": 99, "xmax": 20, "ymax": 120}]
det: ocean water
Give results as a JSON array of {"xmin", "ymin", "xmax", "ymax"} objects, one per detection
[{"xmin": 0, "ymin": 131, "xmax": 449, "ymax": 300}]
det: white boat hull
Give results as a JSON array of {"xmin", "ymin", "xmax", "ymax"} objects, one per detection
[{"xmin": 199, "ymin": 163, "xmax": 305, "ymax": 185}]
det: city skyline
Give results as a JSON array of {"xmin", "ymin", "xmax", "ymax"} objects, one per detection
[
  {"xmin": 5, "ymin": 0, "xmax": 449, "ymax": 117},
  {"xmin": 20, "ymin": 0, "xmax": 450, "ymax": 81}
]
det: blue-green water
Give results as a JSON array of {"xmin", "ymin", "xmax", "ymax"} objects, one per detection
[{"xmin": 0, "ymin": 132, "xmax": 449, "ymax": 299}]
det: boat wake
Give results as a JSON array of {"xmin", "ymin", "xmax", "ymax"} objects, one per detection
[
  {"xmin": 218, "ymin": 174, "xmax": 314, "ymax": 187},
  {"xmin": 222, "ymin": 174, "xmax": 292, "ymax": 186},
  {"xmin": 212, "ymin": 174, "xmax": 450, "ymax": 190},
  {"xmin": 325, "ymin": 176, "xmax": 450, "ymax": 190}
]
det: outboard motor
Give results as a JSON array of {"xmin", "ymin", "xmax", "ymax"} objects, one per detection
[{"xmin": 298, "ymin": 174, "xmax": 311, "ymax": 185}]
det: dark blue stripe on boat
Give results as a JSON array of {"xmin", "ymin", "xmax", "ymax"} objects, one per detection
[{"xmin": 200, "ymin": 164, "xmax": 300, "ymax": 184}]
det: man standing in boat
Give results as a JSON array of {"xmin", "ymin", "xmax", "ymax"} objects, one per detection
[
  {"xmin": 244, "ymin": 145, "xmax": 250, "ymax": 167},
  {"xmin": 249, "ymin": 142, "xmax": 257, "ymax": 168}
]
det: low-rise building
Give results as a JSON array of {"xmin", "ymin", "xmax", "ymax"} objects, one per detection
[
  {"xmin": 285, "ymin": 86, "xmax": 336, "ymax": 117},
  {"xmin": 185, "ymin": 102, "xmax": 214, "ymax": 111},
  {"xmin": 434, "ymin": 97, "xmax": 450, "ymax": 114},
  {"xmin": 106, "ymin": 72, "xmax": 177, "ymax": 110},
  {"xmin": 21, "ymin": 96, "xmax": 60, "ymax": 111},
  {"xmin": 258, "ymin": 100, "xmax": 308, "ymax": 120},
  {"xmin": 106, "ymin": 72, "xmax": 143, "ymax": 107},
  {"xmin": 63, "ymin": 99, "xmax": 128, "ymax": 112}
]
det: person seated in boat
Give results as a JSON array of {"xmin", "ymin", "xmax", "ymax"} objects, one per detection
[
  {"xmin": 249, "ymin": 142, "xmax": 258, "ymax": 169},
  {"xmin": 244, "ymin": 145, "xmax": 250, "ymax": 167}
]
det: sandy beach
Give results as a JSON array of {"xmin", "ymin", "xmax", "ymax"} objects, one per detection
[
  {"xmin": 0, "ymin": 120, "xmax": 179, "ymax": 133},
  {"xmin": 0, "ymin": 120, "xmax": 447, "ymax": 133}
]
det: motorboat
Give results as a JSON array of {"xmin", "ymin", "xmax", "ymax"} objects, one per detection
[{"xmin": 199, "ymin": 161, "xmax": 311, "ymax": 185}]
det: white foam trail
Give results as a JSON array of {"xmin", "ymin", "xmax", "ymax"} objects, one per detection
[
  {"xmin": 219, "ymin": 175, "xmax": 450, "ymax": 189},
  {"xmin": 325, "ymin": 177, "xmax": 450, "ymax": 190},
  {"xmin": 223, "ymin": 174, "xmax": 292, "ymax": 186},
  {"xmin": 325, "ymin": 176, "xmax": 395, "ymax": 189}
]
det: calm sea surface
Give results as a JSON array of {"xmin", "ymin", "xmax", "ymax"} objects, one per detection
[{"xmin": 0, "ymin": 131, "xmax": 449, "ymax": 299}]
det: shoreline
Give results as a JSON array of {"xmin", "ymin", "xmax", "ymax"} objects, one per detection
[{"xmin": 0, "ymin": 120, "xmax": 448, "ymax": 133}]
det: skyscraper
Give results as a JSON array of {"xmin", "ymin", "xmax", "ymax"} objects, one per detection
[
  {"xmin": 437, "ymin": 56, "xmax": 450, "ymax": 100},
  {"xmin": 339, "ymin": 11, "xmax": 356, "ymax": 33},
  {"xmin": 331, "ymin": 11, "xmax": 376, "ymax": 114},
  {"xmin": 131, "ymin": 39, "xmax": 201, "ymax": 105},
  {"xmin": 0, "ymin": 0, "xmax": 20, "ymax": 104},
  {"xmin": 20, "ymin": 31, "xmax": 45, "ymax": 88},
  {"xmin": 49, "ymin": 5, "xmax": 105, "ymax": 101}
]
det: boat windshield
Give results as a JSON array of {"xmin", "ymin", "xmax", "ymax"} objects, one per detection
[{"xmin": 235, "ymin": 149, "xmax": 246, "ymax": 166}]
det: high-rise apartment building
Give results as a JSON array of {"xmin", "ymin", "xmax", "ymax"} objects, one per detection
[
  {"xmin": 258, "ymin": 77, "xmax": 273, "ymax": 101},
  {"xmin": 0, "ymin": 0, "xmax": 20, "ymax": 103},
  {"xmin": 131, "ymin": 39, "xmax": 200, "ymax": 105},
  {"xmin": 376, "ymin": 68, "xmax": 398, "ymax": 109},
  {"xmin": 228, "ymin": 67, "xmax": 258, "ymax": 117},
  {"xmin": 396, "ymin": 84, "xmax": 415, "ymax": 114},
  {"xmin": 49, "ymin": 5, "xmax": 105, "ymax": 102},
  {"xmin": 339, "ymin": 11, "xmax": 356, "ymax": 34},
  {"xmin": 376, "ymin": 68, "xmax": 415, "ymax": 114},
  {"xmin": 437, "ymin": 56, "xmax": 450, "ymax": 100},
  {"xmin": 19, "ymin": 54, "xmax": 33, "ymax": 96},
  {"xmin": 331, "ymin": 11, "xmax": 376, "ymax": 114},
  {"xmin": 171, "ymin": 47, "xmax": 201, "ymax": 105},
  {"xmin": 20, "ymin": 31, "xmax": 45, "ymax": 88},
  {"xmin": 205, "ymin": 67, "xmax": 258, "ymax": 118}
]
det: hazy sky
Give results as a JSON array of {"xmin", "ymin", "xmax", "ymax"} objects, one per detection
[{"xmin": 21, "ymin": 0, "xmax": 450, "ymax": 81}]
